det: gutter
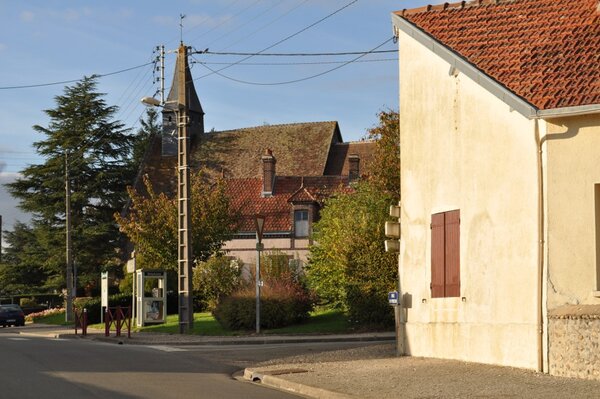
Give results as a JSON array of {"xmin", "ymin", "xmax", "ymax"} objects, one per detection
[{"xmin": 534, "ymin": 120, "xmax": 545, "ymax": 373}]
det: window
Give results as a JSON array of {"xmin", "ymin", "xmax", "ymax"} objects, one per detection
[
  {"xmin": 294, "ymin": 210, "xmax": 309, "ymax": 238},
  {"xmin": 431, "ymin": 210, "xmax": 460, "ymax": 298}
]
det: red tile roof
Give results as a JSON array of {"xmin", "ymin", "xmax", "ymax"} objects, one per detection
[
  {"xmin": 226, "ymin": 176, "xmax": 349, "ymax": 232},
  {"xmin": 396, "ymin": 0, "xmax": 600, "ymax": 110}
]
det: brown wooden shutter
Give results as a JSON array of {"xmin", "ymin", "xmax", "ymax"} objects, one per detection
[
  {"xmin": 445, "ymin": 210, "xmax": 460, "ymax": 297},
  {"xmin": 431, "ymin": 212, "xmax": 446, "ymax": 298}
]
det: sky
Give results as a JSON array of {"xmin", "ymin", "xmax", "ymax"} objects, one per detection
[{"xmin": 0, "ymin": 0, "xmax": 432, "ymax": 243}]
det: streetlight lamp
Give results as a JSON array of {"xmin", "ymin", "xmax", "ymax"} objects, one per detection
[
  {"xmin": 254, "ymin": 214, "xmax": 265, "ymax": 334},
  {"xmin": 141, "ymin": 43, "xmax": 194, "ymax": 334}
]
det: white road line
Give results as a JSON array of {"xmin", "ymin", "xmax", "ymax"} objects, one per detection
[
  {"xmin": 7, "ymin": 337, "xmax": 30, "ymax": 341},
  {"xmin": 146, "ymin": 345, "xmax": 189, "ymax": 352}
]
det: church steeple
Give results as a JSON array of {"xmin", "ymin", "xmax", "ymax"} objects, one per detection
[{"xmin": 161, "ymin": 44, "xmax": 204, "ymax": 156}]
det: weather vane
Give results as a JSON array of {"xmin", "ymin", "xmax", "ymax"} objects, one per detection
[{"xmin": 180, "ymin": 14, "xmax": 186, "ymax": 44}]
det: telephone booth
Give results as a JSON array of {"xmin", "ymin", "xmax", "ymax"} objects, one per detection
[{"xmin": 135, "ymin": 269, "xmax": 167, "ymax": 327}]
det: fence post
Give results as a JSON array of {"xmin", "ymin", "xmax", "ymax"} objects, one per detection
[
  {"xmin": 116, "ymin": 306, "xmax": 122, "ymax": 337},
  {"xmin": 82, "ymin": 308, "xmax": 87, "ymax": 336},
  {"xmin": 104, "ymin": 308, "xmax": 110, "ymax": 337},
  {"xmin": 126, "ymin": 306, "xmax": 131, "ymax": 338}
]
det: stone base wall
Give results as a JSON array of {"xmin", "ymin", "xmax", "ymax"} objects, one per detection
[{"xmin": 549, "ymin": 306, "xmax": 600, "ymax": 380}]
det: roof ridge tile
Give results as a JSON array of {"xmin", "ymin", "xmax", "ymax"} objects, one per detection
[{"xmin": 212, "ymin": 120, "xmax": 337, "ymax": 134}]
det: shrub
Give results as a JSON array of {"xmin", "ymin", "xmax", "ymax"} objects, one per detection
[
  {"xmin": 344, "ymin": 240, "xmax": 396, "ymax": 328},
  {"xmin": 192, "ymin": 256, "xmax": 242, "ymax": 311},
  {"xmin": 345, "ymin": 283, "xmax": 394, "ymax": 328},
  {"xmin": 213, "ymin": 278, "xmax": 314, "ymax": 330},
  {"xmin": 20, "ymin": 297, "xmax": 38, "ymax": 307}
]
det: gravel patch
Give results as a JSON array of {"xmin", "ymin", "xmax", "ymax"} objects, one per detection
[{"xmin": 251, "ymin": 344, "xmax": 600, "ymax": 398}]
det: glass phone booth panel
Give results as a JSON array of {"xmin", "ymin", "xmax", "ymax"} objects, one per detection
[{"xmin": 135, "ymin": 270, "xmax": 167, "ymax": 327}]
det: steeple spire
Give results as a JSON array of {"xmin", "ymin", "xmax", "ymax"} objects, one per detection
[{"xmin": 161, "ymin": 43, "xmax": 205, "ymax": 156}]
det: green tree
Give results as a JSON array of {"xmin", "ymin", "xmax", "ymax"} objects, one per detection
[
  {"xmin": 306, "ymin": 181, "xmax": 397, "ymax": 325},
  {"xmin": 0, "ymin": 222, "xmax": 49, "ymax": 295},
  {"xmin": 5, "ymin": 76, "xmax": 138, "ymax": 291},
  {"xmin": 115, "ymin": 170, "xmax": 235, "ymax": 272},
  {"xmin": 132, "ymin": 108, "xmax": 160, "ymax": 168},
  {"xmin": 365, "ymin": 109, "xmax": 400, "ymax": 201},
  {"xmin": 192, "ymin": 256, "xmax": 242, "ymax": 311}
]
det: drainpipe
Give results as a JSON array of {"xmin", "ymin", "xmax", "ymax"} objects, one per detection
[{"xmin": 534, "ymin": 119, "xmax": 545, "ymax": 373}]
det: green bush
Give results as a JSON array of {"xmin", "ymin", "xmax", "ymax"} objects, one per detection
[
  {"xmin": 20, "ymin": 297, "xmax": 38, "ymax": 307},
  {"xmin": 345, "ymin": 283, "xmax": 394, "ymax": 328},
  {"xmin": 212, "ymin": 278, "xmax": 314, "ymax": 330},
  {"xmin": 344, "ymin": 240, "xmax": 396, "ymax": 328},
  {"xmin": 192, "ymin": 256, "xmax": 242, "ymax": 311}
]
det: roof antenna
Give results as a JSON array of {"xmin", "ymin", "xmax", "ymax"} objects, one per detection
[{"xmin": 179, "ymin": 14, "xmax": 186, "ymax": 44}]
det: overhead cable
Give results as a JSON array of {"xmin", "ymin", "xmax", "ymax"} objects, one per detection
[
  {"xmin": 0, "ymin": 62, "xmax": 153, "ymax": 90},
  {"xmin": 203, "ymin": 49, "xmax": 397, "ymax": 56},
  {"xmin": 194, "ymin": 36, "xmax": 393, "ymax": 86},
  {"xmin": 191, "ymin": 0, "xmax": 359, "ymax": 80}
]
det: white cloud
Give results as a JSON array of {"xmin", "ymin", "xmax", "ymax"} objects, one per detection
[
  {"xmin": 0, "ymin": 172, "xmax": 31, "ymax": 234},
  {"xmin": 20, "ymin": 10, "xmax": 34, "ymax": 22}
]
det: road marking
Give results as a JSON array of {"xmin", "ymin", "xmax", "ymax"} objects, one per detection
[
  {"xmin": 146, "ymin": 345, "xmax": 189, "ymax": 352},
  {"xmin": 7, "ymin": 337, "xmax": 30, "ymax": 341}
]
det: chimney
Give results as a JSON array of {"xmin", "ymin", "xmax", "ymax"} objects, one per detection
[
  {"xmin": 348, "ymin": 154, "xmax": 360, "ymax": 182},
  {"xmin": 262, "ymin": 149, "xmax": 276, "ymax": 197}
]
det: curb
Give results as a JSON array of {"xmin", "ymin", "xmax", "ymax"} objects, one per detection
[
  {"xmin": 245, "ymin": 368, "xmax": 354, "ymax": 399},
  {"xmin": 87, "ymin": 333, "xmax": 395, "ymax": 346},
  {"xmin": 14, "ymin": 327, "xmax": 395, "ymax": 347}
]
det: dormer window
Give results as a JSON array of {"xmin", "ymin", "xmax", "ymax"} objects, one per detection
[{"xmin": 294, "ymin": 210, "xmax": 309, "ymax": 238}]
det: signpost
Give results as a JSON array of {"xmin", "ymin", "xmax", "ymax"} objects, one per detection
[
  {"xmin": 101, "ymin": 272, "xmax": 108, "ymax": 323},
  {"xmin": 255, "ymin": 214, "xmax": 265, "ymax": 334},
  {"xmin": 388, "ymin": 291, "xmax": 399, "ymax": 306}
]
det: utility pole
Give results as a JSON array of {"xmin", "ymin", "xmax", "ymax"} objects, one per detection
[
  {"xmin": 177, "ymin": 43, "xmax": 194, "ymax": 333},
  {"xmin": 65, "ymin": 154, "xmax": 74, "ymax": 322},
  {"xmin": 155, "ymin": 45, "xmax": 166, "ymax": 105},
  {"xmin": 0, "ymin": 214, "xmax": 3, "ymax": 263}
]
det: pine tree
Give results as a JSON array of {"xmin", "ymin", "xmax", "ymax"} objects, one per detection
[{"xmin": 6, "ymin": 76, "xmax": 137, "ymax": 292}]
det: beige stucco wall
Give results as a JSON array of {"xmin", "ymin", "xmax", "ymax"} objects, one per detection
[
  {"xmin": 545, "ymin": 115, "xmax": 600, "ymax": 309},
  {"xmin": 398, "ymin": 29, "xmax": 540, "ymax": 369},
  {"xmin": 223, "ymin": 237, "xmax": 309, "ymax": 266}
]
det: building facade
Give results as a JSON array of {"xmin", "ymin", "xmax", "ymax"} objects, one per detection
[{"xmin": 393, "ymin": 0, "xmax": 600, "ymax": 378}]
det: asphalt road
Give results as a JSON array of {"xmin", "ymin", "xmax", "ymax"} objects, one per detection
[{"xmin": 0, "ymin": 328, "xmax": 378, "ymax": 399}]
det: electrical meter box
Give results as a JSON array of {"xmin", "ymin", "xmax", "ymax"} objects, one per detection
[{"xmin": 135, "ymin": 269, "xmax": 167, "ymax": 327}]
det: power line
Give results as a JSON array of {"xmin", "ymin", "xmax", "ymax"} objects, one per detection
[
  {"xmin": 193, "ymin": 36, "xmax": 394, "ymax": 86},
  {"xmin": 191, "ymin": 0, "xmax": 359, "ymax": 80},
  {"xmin": 204, "ymin": 49, "xmax": 397, "ymax": 56},
  {"xmin": 0, "ymin": 62, "xmax": 153, "ymax": 90},
  {"xmin": 192, "ymin": 58, "xmax": 396, "ymax": 66},
  {"xmin": 218, "ymin": 0, "xmax": 310, "ymax": 51}
]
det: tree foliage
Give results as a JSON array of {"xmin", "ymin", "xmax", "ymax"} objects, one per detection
[
  {"xmin": 192, "ymin": 256, "xmax": 243, "ymax": 311},
  {"xmin": 0, "ymin": 223, "xmax": 49, "ymax": 294},
  {"xmin": 4, "ymin": 76, "xmax": 140, "ymax": 292},
  {"xmin": 365, "ymin": 109, "xmax": 400, "ymax": 202},
  {"xmin": 115, "ymin": 170, "xmax": 234, "ymax": 272},
  {"xmin": 306, "ymin": 181, "xmax": 397, "ymax": 325}
]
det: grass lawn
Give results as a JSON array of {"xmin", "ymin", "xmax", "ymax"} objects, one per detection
[
  {"xmin": 29, "ymin": 312, "xmax": 71, "ymax": 326},
  {"xmin": 113, "ymin": 307, "xmax": 350, "ymax": 336},
  {"xmin": 29, "ymin": 307, "xmax": 388, "ymax": 336}
]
